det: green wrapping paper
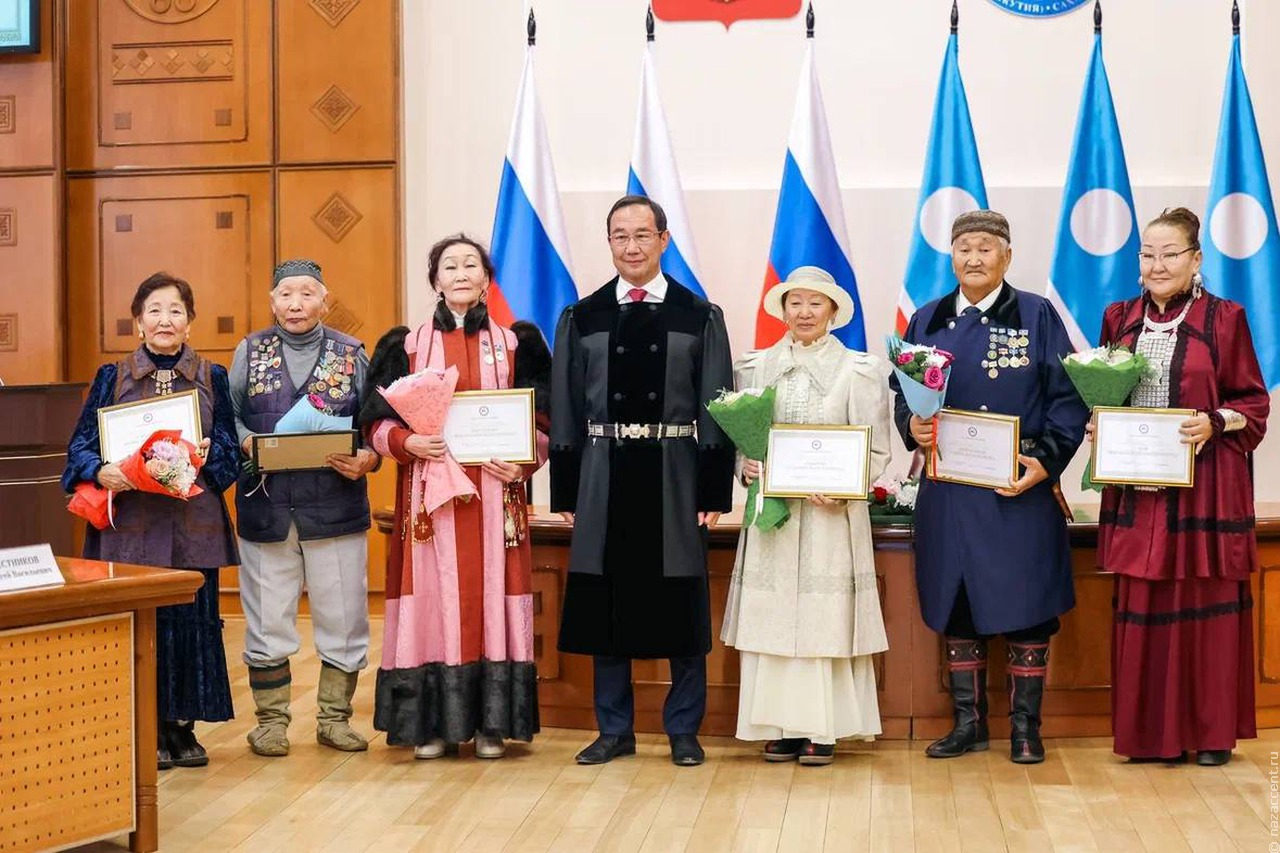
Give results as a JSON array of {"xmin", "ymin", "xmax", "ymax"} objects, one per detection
[
  {"xmin": 705, "ymin": 387, "xmax": 790, "ymax": 531},
  {"xmin": 1061, "ymin": 347, "xmax": 1151, "ymax": 492}
]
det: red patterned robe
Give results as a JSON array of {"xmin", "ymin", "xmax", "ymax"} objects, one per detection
[{"xmin": 1097, "ymin": 292, "xmax": 1269, "ymax": 758}]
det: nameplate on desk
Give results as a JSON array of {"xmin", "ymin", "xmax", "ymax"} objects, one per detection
[{"xmin": 0, "ymin": 544, "xmax": 64, "ymax": 592}]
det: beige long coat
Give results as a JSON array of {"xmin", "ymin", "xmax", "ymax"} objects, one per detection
[{"xmin": 721, "ymin": 335, "xmax": 892, "ymax": 659}]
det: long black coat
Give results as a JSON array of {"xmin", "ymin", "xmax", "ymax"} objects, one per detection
[{"xmin": 550, "ymin": 277, "xmax": 735, "ymax": 658}]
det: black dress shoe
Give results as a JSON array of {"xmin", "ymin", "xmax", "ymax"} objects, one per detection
[
  {"xmin": 575, "ymin": 734, "xmax": 636, "ymax": 765},
  {"xmin": 764, "ymin": 738, "xmax": 809, "ymax": 762},
  {"xmin": 798, "ymin": 742, "xmax": 835, "ymax": 766},
  {"xmin": 669, "ymin": 734, "xmax": 704, "ymax": 767},
  {"xmin": 1196, "ymin": 750, "xmax": 1231, "ymax": 766},
  {"xmin": 167, "ymin": 721, "xmax": 210, "ymax": 768},
  {"xmin": 1126, "ymin": 752, "xmax": 1188, "ymax": 765}
]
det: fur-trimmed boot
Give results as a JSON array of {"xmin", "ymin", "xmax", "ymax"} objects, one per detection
[
  {"xmin": 315, "ymin": 662, "xmax": 368, "ymax": 752},
  {"xmin": 246, "ymin": 661, "xmax": 292, "ymax": 757},
  {"xmin": 1007, "ymin": 641, "xmax": 1049, "ymax": 764},
  {"xmin": 925, "ymin": 638, "xmax": 990, "ymax": 758}
]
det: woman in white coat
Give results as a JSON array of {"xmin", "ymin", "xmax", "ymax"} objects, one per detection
[{"xmin": 722, "ymin": 266, "xmax": 892, "ymax": 766}]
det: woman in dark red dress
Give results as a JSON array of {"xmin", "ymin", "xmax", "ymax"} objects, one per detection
[{"xmin": 1096, "ymin": 208, "xmax": 1269, "ymax": 766}]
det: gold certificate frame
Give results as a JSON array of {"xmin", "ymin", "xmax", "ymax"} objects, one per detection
[
  {"xmin": 1090, "ymin": 406, "xmax": 1196, "ymax": 488},
  {"xmin": 97, "ymin": 389, "xmax": 202, "ymax": 464},
  {"xmin": 761, "ymin": 424, "xmax": 873, "ymax": 500},
  {"xmin": 443, "ymin": 388, "xmax": 538, "ymax": 466},
  {"xmin": 928, "ymin": 408, "xmax": 1021, "ymax": 490}
]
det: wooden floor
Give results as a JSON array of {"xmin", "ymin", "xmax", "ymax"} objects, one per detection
[{"xmin": 73, "ymin": 617, "xmax": 1277, "ymax": 853}]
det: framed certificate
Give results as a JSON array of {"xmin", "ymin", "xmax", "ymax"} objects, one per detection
[
  {"xmin": 252, "ymin": 430, "xmax": 359, "ymax": 473},
  {"xmin": 762, "ymin": 425, "xmax": 872, "ymax": 500},
  {"xmin": 928, "ymin": 408, "xmax": 1020, "ymax": 490},
  {"xmin": 442, "ymin": 388, "xmax": 537, "ymax": 465},
  {"xmin": 97, "ymin": 389, "xmax": 202, "ymax": 463},
  {"xmin": 1090, "ymin": 406, "xmax": 1196, "ymax": 488}
]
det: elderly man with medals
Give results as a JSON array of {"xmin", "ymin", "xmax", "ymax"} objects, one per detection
[
  {"xmin": 551, "ymin": 195, "xmax": 736, "ymax": 767},
  {"xmin": 230, "ymin": 259, "xmax": 380, "ymax": 757},
  {"xmin": 892, "ymin": 211, "xmax": 1088, "ymax": 764}
]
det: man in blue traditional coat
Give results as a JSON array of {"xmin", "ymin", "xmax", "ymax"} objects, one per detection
[
  {"xmin": 230, "ymin": 259, "xmax": 380, "ymax": 757},
  {"xmin": 892, "ymin": 211, "xmax": 1088, "ymax": 764}
]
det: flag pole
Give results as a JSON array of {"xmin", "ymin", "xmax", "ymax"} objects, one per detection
[
  {"xmin": 527, "ymin": 7, "xmax": 536, "ymax": 46},
  {"xmin": 806, "ymin": 2, "xmax": 814, "ymax": 39},
  {"xmin": 646, "ymin": 4, "xmax": 655, "ymax": 42}
]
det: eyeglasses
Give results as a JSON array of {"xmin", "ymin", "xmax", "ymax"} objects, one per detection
[
  {"xmin": 1138, "ymin": 247, "xmax": 1196, "ymax": 266},
  {"xmin": 609, "ymin": 231, "xmax": 663, "ymax": 248}
]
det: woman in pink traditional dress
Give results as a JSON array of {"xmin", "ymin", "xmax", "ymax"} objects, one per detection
[
  {"xmin": 359, "ymin": 235, "xmax": 551, "ymax": 759},
  {"xmin": 1095, "ymin": 208, "xmax": 1269, "ymax": 766}
]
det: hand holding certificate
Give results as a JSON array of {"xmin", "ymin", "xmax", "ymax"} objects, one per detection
[
  {"xmin": 928, "ymin": 409, "xmax": 1020, "ymax": 490},
  {"xmin": 1090, "ymin": 406, "xmax": 1195, "ymax": 488},
  {"xmin": 762, "ymin": 425, "xmax": 872, "ymax": 500}
]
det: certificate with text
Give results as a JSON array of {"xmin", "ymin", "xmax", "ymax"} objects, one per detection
[
  {"xmin": 1090, "ymin": 406, "xmax": 1195, "ymax": 488},
  {"xmin": 97, "ymin": 389, "xmax": 202, "ymax": 463},
  {"xmin": 762, "ymin": 425, "xmax": 872, "ymax": 500},
  {"xmin": 443, "ymin": 389, "xmax": 537, "ymax": 465},
  {"xmin": 928, "ymin": 409, "xmax": 1020, "ymax": 490}
]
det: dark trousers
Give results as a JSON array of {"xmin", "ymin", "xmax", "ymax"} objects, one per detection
[
  {"xmin": 944, "ymin": 584, "xmax": 1059, "ymax": 642},
  {"xmin": 593, "ymin": 655, "xmax": 706, "ymax": 737}
]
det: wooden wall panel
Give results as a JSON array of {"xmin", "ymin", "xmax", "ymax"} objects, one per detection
[
  {"xmin": 276, "ymin": 166, "xmax": 399, "ymax": 344},
  {"xmin": 0, "ymin": 0, "xmax": 56, "ymax": 170},
  {"xmin": 66, "ymin": 172, "xmax": 273, "ymax": 380},
  {"xmin": 65, "ymin": 0, "xmax": 273, "ymax": 170},
  {"xmin": 276, "ymin": 0, "xmax": 397, "ymax": 164},
  {"xmin": 0, "ymin": 174, "xmax": 59, "ymax": 384}
]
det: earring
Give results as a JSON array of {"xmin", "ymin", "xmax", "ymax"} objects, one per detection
[{"xmin": 1191, "ymin": 272, "xmax": 1204, "ymax": 299}]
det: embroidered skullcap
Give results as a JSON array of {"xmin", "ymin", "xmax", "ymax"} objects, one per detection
[
  {"xmin": 272, "ymin": 258, "xmax": 324, "ymax": 289},
  {"xmin": 951, "ymin": 210, "xmax": 1010, "ymax": 244}
]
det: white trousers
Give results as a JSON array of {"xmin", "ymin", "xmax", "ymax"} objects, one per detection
[{"xmin": 238, "ymin": 523, "xmax": 370, "ymax": 673}]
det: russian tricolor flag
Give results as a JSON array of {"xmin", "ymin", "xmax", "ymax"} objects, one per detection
[
  {"xmin": 489, "ymin": 43, "xmax": 577, "ymax": 344},
  {"xmin": 755, "ymin": 38, "xmax": 865, "ymax": 350},
  {"xmin": 627, "ymin": 39, "xmax": 705, "ymax": 297}
]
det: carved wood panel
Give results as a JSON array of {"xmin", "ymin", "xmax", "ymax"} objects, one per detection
[
  {"xmin": 65, "ymin": 0, "xmax": 272, "ymax": 169},
  {"xmin": 66, "ymin": 171, "xmax": 273, "ymax": 380},
  {"xmin": 276, "ymin": 166, "xmax": 399, "ymax": 345},
  {"xmin": 0, "ymin": 0, "xmax": 56, "ymax": 170},
  {"xmin": 0, "ymin": 174, "xmax": 59, "ymax": 384},
  {"xmin": 276, "ymin": 0, "xmax": 397, "ymax": 164}
]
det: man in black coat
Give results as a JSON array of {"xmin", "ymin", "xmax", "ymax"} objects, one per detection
[{"xmin": 550, "ymin": 195, "xmax": 735, "ymax": 766}]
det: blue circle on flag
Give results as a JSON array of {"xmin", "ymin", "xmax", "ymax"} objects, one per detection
[{"xmin": 987, "ymin": 0, "xmax": 1089, "ymax": 17}]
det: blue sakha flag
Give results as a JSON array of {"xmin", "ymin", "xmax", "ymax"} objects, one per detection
[
  {"xmin": 897, "ymin": 33, "xmax": 987, "ymax": 334},
  {"xmin": 1046, "ymin": 32, "xmax": 1139, "ymax": 351},
  {"xmin": 627, "ymin": 41, "xmax": 706, "ymax": 297},
  {"xmin": 1202, "ymin": 33, "xmax": 1280, "ymax": 392}
]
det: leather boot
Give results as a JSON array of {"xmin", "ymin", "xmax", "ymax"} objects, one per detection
[
  {"xmin": 925, "ymin": 638, "xmax": 989, "ymax": 758},
  {"xmin": 1007, "ymin": 641, "xmax": 1049, "ymax": 764},
  {"xmin": 246, "ymin": 661, "xmax": 292, "ymax": 757},
  {"xmin": 315, "ymin": 662, "xmax": 368, "ymax": 752}
]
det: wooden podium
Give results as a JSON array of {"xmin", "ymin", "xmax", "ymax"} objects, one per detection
[
  {"xmin": 0, "ymin": 558, "xmax": 203, "ymax": 853},
  {"xmin": 0, "ymin": 384, "xmax": 88, "ymax": 555}
]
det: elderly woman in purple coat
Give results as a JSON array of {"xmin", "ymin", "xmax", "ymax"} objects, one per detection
[{"xmin": 63, "ymin": 272, "xmax": 239, "ymax": 770}]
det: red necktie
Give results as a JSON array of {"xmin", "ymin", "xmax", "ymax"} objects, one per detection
[{"xmin": 627, "ymin": 287, "xmax": 648, "ymax": 303}]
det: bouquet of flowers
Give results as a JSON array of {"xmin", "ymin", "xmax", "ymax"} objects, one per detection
[
  {"xmin": 377, "ymin": 364, "xmax": 476, "ymax": 513},
  {"xmin": 705, "ymin": 387, "xmax": 789, "ymax": 531},
  {"xmin": 867, "ymin": 475, "xmax": 919, "ymax": 522},
  {"xmin": 69, "ymin": 430, "xmax": 205, "ymax": 530},
  {"xmin": 1062, "ymin": 344, "xmax": 1150, "ymax": 492},
  {"xmin": 885, "ymin": 335, "xmax": 954, "ymax": 418}
]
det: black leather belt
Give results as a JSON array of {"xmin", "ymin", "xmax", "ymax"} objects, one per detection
[{"xmin": 587, "ymin": 422, "xmax": 696, "ymax": 440}]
